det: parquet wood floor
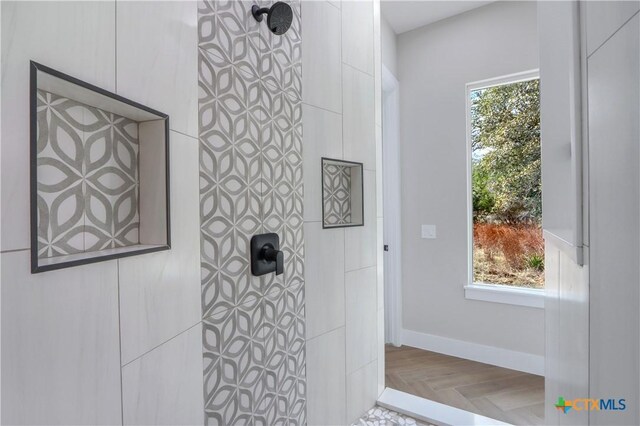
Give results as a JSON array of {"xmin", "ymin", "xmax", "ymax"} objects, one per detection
[{"xmin": 385, "ymin": 345, "xmax": 545, "ymax": 425}]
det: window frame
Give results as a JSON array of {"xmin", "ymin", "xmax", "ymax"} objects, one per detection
[{"xmin": 464, "ymin": 69, "xmax": 544, "ymax": 308}]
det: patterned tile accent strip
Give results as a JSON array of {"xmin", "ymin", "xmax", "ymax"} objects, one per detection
[
  {"xmin": 36, "ymin": 89, "xmax": 139, "ymax": 258},
  {"xmin": 353, "ymin": 406, "xmax": 432, "ymax": 426},
  {"xmin": 198, "ymin": 0, "xmax": 305, "ymax": 424},
  {"xmin": 323, "ymin": 163, "xmax": 352, "ymax": 225}
]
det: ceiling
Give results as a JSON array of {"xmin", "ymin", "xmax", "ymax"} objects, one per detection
[{"xmin": 381, "ymin": 1, "xmax": 496, "ymax": 34}]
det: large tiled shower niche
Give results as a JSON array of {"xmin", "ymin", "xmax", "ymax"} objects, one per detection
[{"xmin": 30, "ymin": 62, "xmax": 170, "ymax": 273}]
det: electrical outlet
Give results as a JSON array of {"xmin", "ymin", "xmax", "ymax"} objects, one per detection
[{"xmin": 421, "ymin": 224, "xmax": 436, "ymax": 239}]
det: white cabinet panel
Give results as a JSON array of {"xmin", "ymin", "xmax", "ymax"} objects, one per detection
[
  {"xmin": 539, "ymin": 0, "xmax": 583, "ymax": 253},
  {"xmin": 1, "ymin": 251, "xmax": 121, "ymax": 425},
  {"xmin": 588, "ymin": 13, "xmax": 639, "ymax": 425}
]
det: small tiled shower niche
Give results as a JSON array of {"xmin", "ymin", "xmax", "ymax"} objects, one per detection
[
  {"xmin": 30, "ymin": 62, "xmax": 170, "ymax": 273},
  {"xmin": 322, "ymin": 157, "xmax": 364, "ymax": 228}
]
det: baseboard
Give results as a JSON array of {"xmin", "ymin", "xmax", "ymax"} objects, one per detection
[{"xmin": 400, "ymin": 328, "xmax": 544, "ymax": 376}]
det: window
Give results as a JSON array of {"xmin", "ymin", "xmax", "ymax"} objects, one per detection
[{"xmin": 466, "ymin": 71, "xmax": 543, "ymax": 291}]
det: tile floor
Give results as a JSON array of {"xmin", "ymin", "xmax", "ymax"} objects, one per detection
[{"xmin": 353, "ymin": 405, "xmax": 431, "ymax": 426}]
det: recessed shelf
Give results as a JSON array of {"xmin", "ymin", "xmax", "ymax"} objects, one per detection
[
  {"xmin": 321, "ymin": 157, "xmax": 364, "ymax": 229},
  {"xmin": 30, "ymin": 61, "xmax": 171, "ymax": 273}
]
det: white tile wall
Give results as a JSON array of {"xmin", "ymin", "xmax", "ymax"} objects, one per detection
[
  {"xmin": 122, "ymin": 323, "xmax": 205, "ymax": 425},
  {"xmin": 377, "ymin": 308, "xmax": 386, "ymax": 395},
  {"xmin": 302, "ymin": 104, "xmax": 343, "ymax": 222},
  {"xmin": 376, "ymin": 124, "xmax": 384, "ymax": 217},
  {"xmin": 306, "ymin": 327, "xmax": 347, "ymax": 425},
  {"xmin": 2, "ymin": 2, "xmax": 207, "ymax": 425},
  {"xmin": 0, "ymin": 1, "xmax": 116, "ymax": 251},
  {"xmin": 328, "ymin": 0, "xmax": 342, "ymax": 10},
  {"xmin": 345, "ymin": 170, "xmax": 377, "ymax": 271},
  {"xmin": 1, "ymin": 251, "xmax": 121, "ymax": 425},
  {"xmin": 373, "ymin": 0, "xmax": 385, "ymax": 398},
  {"xmin": 342, "ymin": 64, "xmax": 376, "ymax": 171},
  {"xmin": 377, "ymin": 217, "xmax": 384, "ymax": 310},
  {"xmin": 116, "ymin": 0, "xmax": 198, "ymax": 137},
  {"xmin": 304, "ymin": 222, "xmax": 346, "ymax": 339},
  {"xmin": 118, "ymin": 131, "xmax": 201, "ymax": 364},
  {"xmin": 346, "ymin": 360, "xmax": 378, "ymax": 423},
  {"xmin": 342, "ymin": 0, "xmax": 375, "ymax": 75},
  {"xmin": 2, "ymin": 0, "xmax": 381, "ymax": 423},
  {"xmin": 373, "ymin": 0, "xmax": 382, "ymax": 127},
  {"xmin": 586, "ymin": 0, "xmax": 640, "ymax": 55},
  {"xmin": 302, "ymin": 1, "xmax": 381, "ymax": 422},
  {"xmin": 302, "ymin": 0, "xmax": 343, "ymax": 113},
  {"xmin": 345, "ymin": 266, "xmax": 378, "ymax": 374}
]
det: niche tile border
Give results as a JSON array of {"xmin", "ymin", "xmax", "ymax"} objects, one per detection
[{"xmin": 30, "ymin": 61, "xmax": 171, "ymax": 273}]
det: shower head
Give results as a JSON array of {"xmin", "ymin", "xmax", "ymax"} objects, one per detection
[{"xmin": 252, "ymin": 2, "xmax": 293, "ymax": 35}]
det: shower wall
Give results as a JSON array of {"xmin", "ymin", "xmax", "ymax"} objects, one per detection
[
  {"xmin": 197, "ymin": 0, "xmax": 306, "ymax": 424},
  {"xmin": 302, "ymin": 0, "xmax": 384, "ymax": 424},
  {"xmin": 2, "ymin": 1, "xmax": 204, "ymax": 424},
  {"xmin": 1, "ymin": 0, "xmax": 381, "ymax": 424}
]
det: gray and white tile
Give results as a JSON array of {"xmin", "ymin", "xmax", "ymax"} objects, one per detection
[
  {"xmin": 323, "ymin": 162, "xmax": 353, "ymax": 225},
  {"xmin": 36, "ymin": 89, "xmax": 140, "ymax": 258},
  {"xmin": 198, "ymin": 2, "xmax": 306, "ymax": 424}
]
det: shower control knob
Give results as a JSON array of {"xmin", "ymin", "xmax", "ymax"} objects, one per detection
[
  {"xmin": 250, "ymin": 233, "xmax": 284, "ymax": 276},
  {"xmin": 262, "ymin": 247, "xmax": 284, "ymax": 275}
]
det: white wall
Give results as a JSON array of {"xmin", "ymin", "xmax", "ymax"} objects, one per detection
[
  {"xmin": 538, "ymin": 2, "xmax": 589, "ymax": 424},
  {"xmin": 396, "ymin": 1, "xmax": 544, "ymax": 363},
  {"xmin": 1, "ymin": 2, "xmax": 203, "ymax": 424},
  {"xmin": 301, "ymin": 0, "xmax": 383, "ymax": 424},
  {"xmin": 381, "ymin": 17, "xmax": 398, "ymax": 77},
  {"xmin": 586, "ymin": 2, "xmax": 640, "ymax": 424}
]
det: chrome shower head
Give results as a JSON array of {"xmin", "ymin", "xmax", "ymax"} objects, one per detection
[{"xmin": 252, "ymin": 2, "xmax": 293, "ymax": 36}]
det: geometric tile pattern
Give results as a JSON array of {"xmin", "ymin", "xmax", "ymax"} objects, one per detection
[
  {"xmin": 198, "ymin": 0, "xmax": 305, "ymax": 424},
  {"xmin": 353, "ymin": 406, "xmax": 429, "ymax": 426},
  {"xmin": 36, "ymin": 89, "xmax": 139, "ymax": 258},
  {"xmin": 323, "ymin": 163, "xmax": 352, "ymax": 225}
]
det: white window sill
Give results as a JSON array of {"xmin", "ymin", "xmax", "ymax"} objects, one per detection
[{"xmin": 464, "ymin": 283, "xmax": 544, "ymax": 309}]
